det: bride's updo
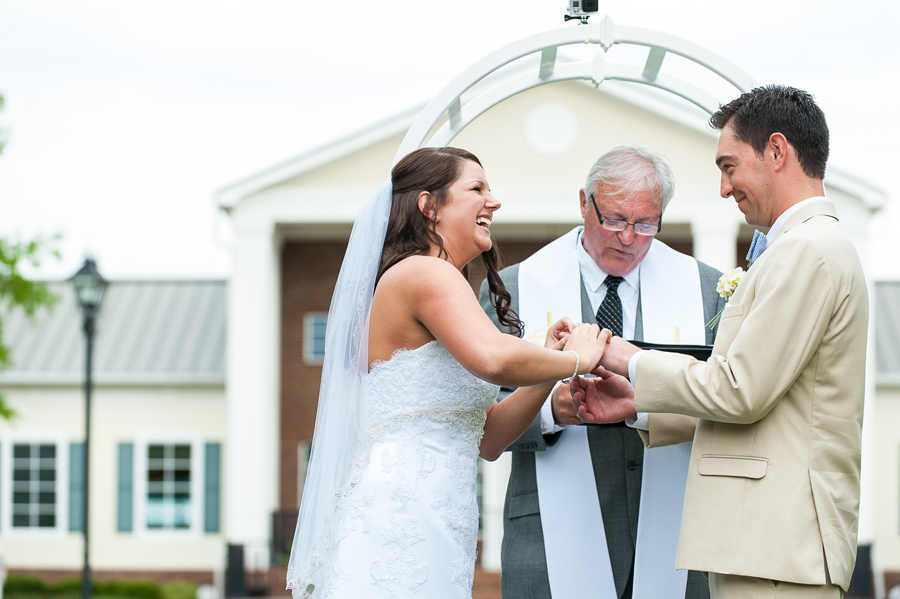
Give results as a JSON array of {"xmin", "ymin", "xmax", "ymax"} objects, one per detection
[{"xmin": 378, "ymin": 146, "xmax": 523, "ymax": 336}]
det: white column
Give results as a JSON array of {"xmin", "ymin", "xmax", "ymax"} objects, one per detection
[
  {"xmin": 480, "ymin": 453, "xmax": 512, "ymax": 571},
  {"xmin": 225, "ymin": 212, "xmax": 281, "ymax": 565},
  {"xmin": 849, "ymin": 225, "xmax": 877, "ymax": 570},
  {"xmin": 690, "ymin": 210, "xmax": 741, "ymax": 273}
]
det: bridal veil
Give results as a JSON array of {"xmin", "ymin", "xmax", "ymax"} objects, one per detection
[{"xmin": 286, "ymin": 181, "xmax": 392, "ymax": 598}]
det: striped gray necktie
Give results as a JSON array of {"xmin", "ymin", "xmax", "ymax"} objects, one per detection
[{"xmin": 595, "ymin": 275, "xmax": 624, "ymax": 338}]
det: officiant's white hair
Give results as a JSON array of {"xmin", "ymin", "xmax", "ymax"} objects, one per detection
[{"xmin": 584, "ymin": 146, "xmax": 675, "ymax": 212}]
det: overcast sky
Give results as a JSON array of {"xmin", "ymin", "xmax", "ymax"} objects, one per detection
[{"xmin": 1, "ymin": 0, "xmax": 897, "ymax": 280}]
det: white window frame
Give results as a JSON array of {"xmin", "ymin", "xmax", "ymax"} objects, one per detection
[
  {"xmin": 0, "ymin": 432, "xmax": 69, "ymax": 537},
  {"xmin": 133, "ymin": 432, "xmax": 204, "ymax": 539},
  {"xmin": 303, "ymin": 312, "xmax": 328, "ymax": 365}
]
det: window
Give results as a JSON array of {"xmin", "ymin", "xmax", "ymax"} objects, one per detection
[
  {"xmin": 146, "ymin": 443, "xmax": 192, "ymax": 530},
  {"xmin": 0, "ymin": 436, "xmax": 68, "ymax": 535},
  {"xmin": 12, "ymin": 443, "xmax": 57, "ymax": 529},
  {"xmin": 120, "ymin": 438, "xmax": 220, "ymax": 536},
  {"xmin": 133, "ymin": 435, "xmax": 203, "ymax": 536},
  {"xmin": 303, "ymin": 313, "xmax": 328, "ymax": 364}
]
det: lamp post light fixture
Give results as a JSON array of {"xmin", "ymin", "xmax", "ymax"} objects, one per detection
[{"xmin": 70, "ymin": 258, "xmax": 108, "ymax": 599}]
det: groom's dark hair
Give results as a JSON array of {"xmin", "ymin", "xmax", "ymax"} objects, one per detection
[
  {"xmin": 379, "ymin": 146, "xmax": 523, "ymax": 336},
  {"xmin": 710, "ymin": 84, "xmax": 829, "ymax": 180}
]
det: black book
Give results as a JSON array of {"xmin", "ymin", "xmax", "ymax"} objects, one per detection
[{"xmin": 629, "ymin": 340, "xmax": 713, "ymax": 361}]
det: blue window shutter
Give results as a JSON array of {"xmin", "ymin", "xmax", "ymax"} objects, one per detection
[
  {"xmin": 69, "ymin": 442, "xmax": 85, "ymax": 532},
  {"xmin": 204, "ymin": 443, "xmax": 221, "ymax": 533},
  {"xmin": 117, "ymin": 443, "xmax": 134, "ymax": 532}
]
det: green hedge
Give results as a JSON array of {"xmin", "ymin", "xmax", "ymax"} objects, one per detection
[
  {"xmin": 2, "ymin": 577, "xmax": 46, "ymax": 596},
  {"xmin": 160, "ymin": 582, "xmax": 197, "ymax": 599},
  {"xmin": 3, "ymin": 576, "xmax": 196, "ymax": 599}
]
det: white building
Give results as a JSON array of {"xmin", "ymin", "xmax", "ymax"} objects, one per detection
[{"xmin": 0, "ymin": 281, "xmax": 227, "ymax": 586}]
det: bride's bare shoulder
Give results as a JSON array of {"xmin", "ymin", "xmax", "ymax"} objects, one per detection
[{"xmin": 379, "ymin": 255, "xmax": 460, "ymax": 287}]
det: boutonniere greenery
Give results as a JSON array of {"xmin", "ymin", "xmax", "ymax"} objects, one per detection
[{"xmin": 706, "ymin": 267, "xmax": 744, "ymax": 329}]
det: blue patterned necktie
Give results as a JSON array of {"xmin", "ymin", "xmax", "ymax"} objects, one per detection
[
  {"xmin": 747, "ymin": 229, "xmax": 768, "ymax": 265},
  {"xmin": 595, "ymin": 275, "xmax": 624, "ymax": 338}
]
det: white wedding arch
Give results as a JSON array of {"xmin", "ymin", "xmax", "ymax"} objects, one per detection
[{"xmin": 393, "ymin": 15, "xmax": 756, "ymax": 164}]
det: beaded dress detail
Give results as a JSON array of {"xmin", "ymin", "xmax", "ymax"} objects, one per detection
[{"xmin": 310, "ymin": 340, "xmax": 499, "ymax": 599}]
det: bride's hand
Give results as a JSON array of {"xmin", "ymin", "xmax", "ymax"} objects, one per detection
[
  {"xmin": 562, "ymin": 324, "xmax": 612, "ymax": 374},
  {"xmin": 544, "ymin": 317, "xmax": 576, "ymax": 350}
]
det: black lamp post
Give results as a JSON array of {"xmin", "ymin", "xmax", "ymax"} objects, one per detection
[{"xmin": 70, "ymin": 258, "xmax": 108, "ymax": 599}]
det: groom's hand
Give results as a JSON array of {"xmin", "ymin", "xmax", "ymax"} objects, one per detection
[
  {"xmin": 550, "ymin": 384, "xmax": 582, "ymax": 426},
  {"xmin": 570, "ymin": 367, "xmax": 638, "ymax": 424},
  {"xmin": 599, "ymin": 336, "xmax": 640, "ymax": 377}
]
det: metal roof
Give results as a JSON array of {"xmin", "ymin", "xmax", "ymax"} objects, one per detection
[
  {"xmin": 876, "ymin": 281, "xmax": 900, "ymax": 383},
  {"xmin": 0, "ymin": 280, "xmax": 226, "ymax": 386}
]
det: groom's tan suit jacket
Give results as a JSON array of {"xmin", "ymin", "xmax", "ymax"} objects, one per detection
[{"xmin": 634, "ymin": 200, "xmax": 867, "ymax": 591}]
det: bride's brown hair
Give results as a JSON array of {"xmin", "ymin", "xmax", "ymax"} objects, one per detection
[{"xmin": 377, "ymin": 146, "xmax": 523, "ymax": 336}]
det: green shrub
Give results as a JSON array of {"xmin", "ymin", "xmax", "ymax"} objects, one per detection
[
  {"xmin": 3, "ymin": 576, "xmax": 163, "ymax": 599},
  {"xmin": 160, "ymin": 581, "xmax": 196, "ymax": 599},
  {"xmin": 96, "ymin": 580, "xmax": 161, "ymax": 599},
  {"xmin": 3, "ymin": 575, "xmax": 49, "ymax": 595},
  {"xmin": 48, "ymin": 580, "xmax": 81, "ymax": 595}
]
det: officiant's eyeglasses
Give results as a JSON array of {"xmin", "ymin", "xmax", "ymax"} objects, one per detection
[{"xmin": 590, "ymin": 194, "xmax": 662, "ymax": 236}]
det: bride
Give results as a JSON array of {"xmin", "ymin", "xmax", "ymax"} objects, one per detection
[{"xmin": 286, "ymin": 147, "xmax": 610, "ymax": 599}]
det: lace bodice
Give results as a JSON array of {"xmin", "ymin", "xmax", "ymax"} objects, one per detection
[
  {"xmin": 307, "ymin": 340, "xmax": 499, "ymax": 599},
  {"xmin": 363, "ymin": 340, "xmax": 499, "ymax": 434}
]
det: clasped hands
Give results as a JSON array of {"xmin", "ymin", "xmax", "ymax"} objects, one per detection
[{"xmin": 544, "ymin": 326, "xmax": 641, "ymax": 426}]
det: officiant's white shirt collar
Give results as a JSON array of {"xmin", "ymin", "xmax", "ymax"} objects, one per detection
[
  {"xmin": 575, "ymin": 228, "xmax": 641, "ymax": 295},
  {"xmin": 766, "ymin": 196, "xmax": 825, "ymax": 245}
]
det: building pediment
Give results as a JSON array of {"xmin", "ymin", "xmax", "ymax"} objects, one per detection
[{"xmin": 217, "ymin": 80, "xmax": 884, "ymax": 230}]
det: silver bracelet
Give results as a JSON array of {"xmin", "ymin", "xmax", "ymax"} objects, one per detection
[{"xmin": 561, "ymin": 350, "xmax": 579, "ymax": 384}]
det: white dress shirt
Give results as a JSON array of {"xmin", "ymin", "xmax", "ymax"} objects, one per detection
[{"xmin": 766, "ymin": 196, "xmax": 823, "ymax": 243}]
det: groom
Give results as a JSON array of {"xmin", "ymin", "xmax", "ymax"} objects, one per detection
[
  {"xmin": 479, "ymin": 146, "xmax": 723, "ymax": 599},
  {"xmin": 577, "ymin": 86, "xmax": 868, "ymax": 598}
]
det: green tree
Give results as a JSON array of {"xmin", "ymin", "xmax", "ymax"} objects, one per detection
[{"xmin": 0, "ymin": 92, "xmax": 60, "ymax": 418}]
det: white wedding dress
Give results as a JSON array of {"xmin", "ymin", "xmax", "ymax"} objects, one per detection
[{"xmin": 312, "ymin": 340, "xmax": 499, "ymax": 599}]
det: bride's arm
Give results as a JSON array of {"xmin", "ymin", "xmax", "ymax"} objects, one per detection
[
  {"xmin": 410, "ymin": 257, "xmax": 605, "ymax": 386},
  {"xmin": 479, "ymin": 383, "xmax": 557, "ymax": 461},
  {"xmin": 478, "ymin": 320, "xmax": 589, "ymax": 461}
]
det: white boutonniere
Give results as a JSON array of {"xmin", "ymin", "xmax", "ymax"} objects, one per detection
[{"xmin": 706, "ymin": 267, "xmax": 744, "ymax": 329}]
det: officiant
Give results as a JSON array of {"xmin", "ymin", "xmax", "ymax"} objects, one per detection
[{"xmin": 479, "ymin": 146, "xmax": 724, "ymax": 599}]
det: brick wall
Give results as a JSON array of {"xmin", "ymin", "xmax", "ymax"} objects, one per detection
[
  {"xmin": 883, "ymin": 571, "xmax": 900, "ymax": 596},
  {"xmin": 280, "ymin": 241, "xmax": 348, "ymax": 510}
]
